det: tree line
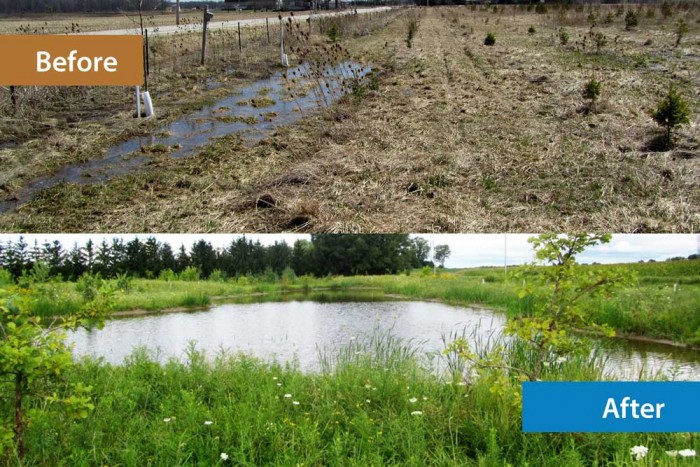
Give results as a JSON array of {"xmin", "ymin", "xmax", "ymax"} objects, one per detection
[{"xmin": 0, "ymin": 235, "xmax": 436, "ymax": 281}]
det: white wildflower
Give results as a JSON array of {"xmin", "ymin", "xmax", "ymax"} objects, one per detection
[
  {"xmin": 284, "ymin": 394, "xmax": 292, "ymax": 398},
  {"xmin": 679, "ymin": 449, "xmax": 696, "ymax": 458},
  {"xmin": 204, "ymin": 421, "xmax": 213, "ymax": 426},
  {"xmin": 630, "ymin": 445, "xmax": 649, "ymax": 461},
  {"xmin": 292, "ymin": 401, "xmax": 300, "ymax": 406},
  {"xmin": 220, "ymin": 452, "xmax": 229, "ymax": 461},
  {"xmin": 409, "ymin": 397, "xmax": 418, "ymax": 403},
  {"xmin": 163, "ymin": 418, "xmax": 172, "ymax": 423},
  {"xmin": 410, "ymin": 411, "xmax": 423, "ymax": 416}
]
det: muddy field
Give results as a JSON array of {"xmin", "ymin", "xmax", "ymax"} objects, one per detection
[{"xmin": 0, "ymin": 5, "xmax": 698, "ymax": 232}]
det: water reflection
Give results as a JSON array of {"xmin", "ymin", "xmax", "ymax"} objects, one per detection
[{"xmin": 68, "ymin": 299, "xmax": 700, "ymax": 380}]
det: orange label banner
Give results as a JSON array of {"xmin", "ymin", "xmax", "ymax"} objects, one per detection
[{"xmin": 0, "ymin": 35, "xmax": 143, "ymax": 86}]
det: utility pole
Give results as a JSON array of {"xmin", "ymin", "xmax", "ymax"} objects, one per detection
[{"xmin": 176, "ymin": 0, "xmax": 180, "ymax": 26}]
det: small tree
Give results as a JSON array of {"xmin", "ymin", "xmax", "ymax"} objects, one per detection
[
  {"xmin": 448, "ymin": 234, "xmax": 631, "ymax": 382},
  {"xmin": 624, "ymin": 10, "xmax": 638, "ymax": 31},
  {"xmin": 582, "ymin": 76, "xmax": 601, "ymax": 112},
  {"xmin": 433, "ymin": 245, "xmax": 451, "ymax": 268},
  {"xmin": 558, "ymin": 28, "xmax": 569, "ymax": 46},
  {"xmin": 651, "ymin": 84, "xmax": 691, "ymax": 149},
  {"xmin": 0, "ymin": 285, "xmax": 113, "ymax": 458},
  {"xmin": 484, "ymin": 32, "xmax": 496, "ymax": 46},
  {"xmin": 327, "ymin": 22, "xmax": 339, "ymax": 43}
]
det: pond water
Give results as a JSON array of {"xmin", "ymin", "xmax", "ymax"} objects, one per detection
[
  {"xmin": 67, "ymin": 298, "xmax": 700, "ymax": 380},
  {"xmin": 0, "ymin": 61, "xmax": 370, "ymax": 213}
]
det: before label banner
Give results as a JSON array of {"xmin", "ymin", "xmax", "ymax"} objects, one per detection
[{"xmin": 0, "ymin": 35, "xmax": 143, "ymax": 86}]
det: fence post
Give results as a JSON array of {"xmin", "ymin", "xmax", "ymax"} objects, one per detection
[
  {"xmin": 9, "ymin": 86, "xmax": 16, "ymax": 114},
  {"xmin": 266, "ymin": 17, "xmax": 270, "ymax": 44},
  {"xmin": 201, "ymin": 6, "xmax": 212, "ymax": 65},
  {"xmin": 143, "ymin": 29, "xmax": 149, "ymax": 91},
  {"xmin": 238, "ymin": 22, "xmax": 242, "ymax": 52}
]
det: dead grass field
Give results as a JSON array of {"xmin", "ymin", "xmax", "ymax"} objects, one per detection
[
  {"xmin": 0, "ymin": 5, "xmax": 698, "ymax": 232},
  {"xmin": 0, "ymin": 9, "xmax": 318, "ymax": 34}
]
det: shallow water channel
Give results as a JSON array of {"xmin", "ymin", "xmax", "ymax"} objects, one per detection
[
  {"xmin": 67, "ymin": 296, "xmax": 700, "ymax": 380},
  {"xmin": 0, "ymin": 61, "xmax": 370, "ymax": 212}
]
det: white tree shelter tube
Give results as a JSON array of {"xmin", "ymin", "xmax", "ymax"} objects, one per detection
[{"xmin": 141, "ymin": 91, "xmax": 155, "ymax": 118}]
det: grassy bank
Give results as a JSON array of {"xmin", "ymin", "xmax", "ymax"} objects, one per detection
[
  {"xmin": 10, "ymin": 337, "xmax": 698, "ymax": 466},
  {"xmin": 11, "ymin": 259, "xmax": 700, "ymax": 346}
]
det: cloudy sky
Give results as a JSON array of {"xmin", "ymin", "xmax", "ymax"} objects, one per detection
[{"xmin": 0, "ymin": 234, "xmax": 696, "ymax": 268}]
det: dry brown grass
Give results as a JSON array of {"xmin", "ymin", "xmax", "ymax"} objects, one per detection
[
  {"xmin": 0, "ymin": 6, "xmax": 698, "ymax": 232},
  {"xmin": 0, "ymin": 10, "xmax": 320, "ymax": 34}
]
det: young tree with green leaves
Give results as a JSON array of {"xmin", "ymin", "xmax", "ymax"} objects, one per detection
[
  {"xmin": 0, "ymin": 285, "xmax": 113, "ymax": 459},
  {"xmin": 449, "ymin": 233, "xmax": 632, "ymax": 382}
]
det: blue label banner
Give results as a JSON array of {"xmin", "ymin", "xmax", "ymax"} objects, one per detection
[{"xmin": 522, "ymin": 382, "xmax": 700, "ymax": 432}]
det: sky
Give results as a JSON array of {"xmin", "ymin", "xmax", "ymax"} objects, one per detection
[{"xmin": 0, "ymin": 234, "xmax": 696, "ymax": 269}]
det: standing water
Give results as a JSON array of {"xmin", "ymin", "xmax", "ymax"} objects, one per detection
[
  {"xmin": 0, "ymin": 61, "xmax": 371, "ymax": 213},
  {"xmin": 67, "ymin": 299, "xmax": 700, "ymax": 380}
]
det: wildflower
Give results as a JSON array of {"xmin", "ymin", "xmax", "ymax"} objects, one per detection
[
  {"xmin": 411, "ymin": 411, "xmax": 423, "ymax": 416},
  {"xmin": 204, "ymin": 421, "xmax": 213, "ymax": 426},
  {"xmin": 364, "ymin": 384, "xmax": 371, "ymax": 389},
  {"xmin": 284, "ymin": 394, "xmax": 292, "ymax": 398},
  {"xmin": 366, "ymin": 399, "xmax": 371, "ymax": 403},
  {"xmin": 630, "ymin": 445, "xmax": 649, "ymax": 460},
  {"xmin": 555, "ymin": 356, "xmax": 567, "ymax": 364},
  {"xmin": 292, "ymin": 401, "xmax": 300, "ymax": 405},
  {"xmin": 666, "ymin": 451, "xmax": 678, "ymax": 457},
  {"xmin": 679, "ymin": 449, "xmax": 696, "ymax": 458},
  {"xmin": 220, "ymin": 452, "xmax": 229, "ymax": 461},
  {"xmin": 422, "ymin": 397, "xmax": 428, "ymax": 401},
  {"xmin": 273, "ymin": 376, "xmax": 278, "ymax": 380},
  {"xmin": 409, "ymin": 397, "xmax": 418, "ymax": 403},
  {"xmin": 277, "ymin": 383, "xmax": 282, "ymax": 387},
  {"xmin": 163, "ymin": 418, "xmax": 172, "ymax": 423}
]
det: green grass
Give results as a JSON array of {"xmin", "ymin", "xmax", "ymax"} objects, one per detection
[
  {"xmin": 10, "ymin": 335, "xmax": 698, "ymax": 466},
  {"xmin": 9, "ymin": 259, "xmax": 700, "ymax": 345}
]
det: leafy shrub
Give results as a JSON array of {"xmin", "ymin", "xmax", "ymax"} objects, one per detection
[
  {"xmin": 484, "ymin": 32, "xmax": 496, "ymax": 46},
  {"xmin": 115, "ymin": 273, "xmax": 132, "ymax": 292},
  {"xmin": 178, "ymin": 266, "xmax": 201, "ymax": 282},
  {"xmin": 76, "ymin": 272, "xmax": 104, "ymax": 302},
  {"xmin": 527, "ymin": 26, "xmax": 536, "ymax": 35},
  {"xmin": 159, "ymin": 269, "xmax": 176, "ymax": 281},
  {"xmin": 651, "ymin": 84, "xmax": 691, "ymax": 149},
  {"xmin": 209, "ymin": 269, "xmax": 226, "ymax": 282},
  {"xmin": 0, "ymin": 269, "xmax": 12, "ymax": 286}
]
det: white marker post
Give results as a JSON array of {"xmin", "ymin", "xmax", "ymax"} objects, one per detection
[{"xmin": 135, "ymin": 85, "xmax": 140, "ymax": 118}]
